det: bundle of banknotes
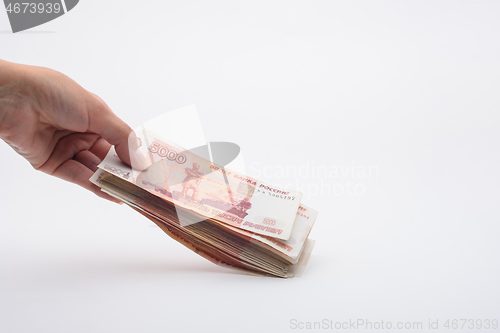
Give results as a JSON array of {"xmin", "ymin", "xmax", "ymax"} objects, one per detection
[{"xmin": 90, "ymin": 132, "xmax": 317, "ymax": 278}]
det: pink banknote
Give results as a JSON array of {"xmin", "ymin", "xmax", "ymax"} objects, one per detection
[{"xmin": 98, "ymin": 131, "xmax": 303, "ymax": 240}]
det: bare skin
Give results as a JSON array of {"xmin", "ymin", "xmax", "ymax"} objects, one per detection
[{"xmin": 0, "ymin": 60, "xmax": 133, "ymax": 203}]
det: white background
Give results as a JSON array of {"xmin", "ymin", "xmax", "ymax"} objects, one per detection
[{"xmin": 1, "ymin": 1, "xmax": 499, "ymax": 332}]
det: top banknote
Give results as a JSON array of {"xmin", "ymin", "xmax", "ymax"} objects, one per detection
[{"xmin": 99, "ymin": 129, "xmax": 302, "ymax": 240}]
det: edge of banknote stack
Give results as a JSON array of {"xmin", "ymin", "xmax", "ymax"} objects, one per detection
[{"xmin": 90, "ymin": 143, "xmax": 318, "ymax": 278}]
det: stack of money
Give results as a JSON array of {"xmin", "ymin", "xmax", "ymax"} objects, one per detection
[{"xmin": 91, "ymin": 134, "xmax": 317, "ymax": 278}]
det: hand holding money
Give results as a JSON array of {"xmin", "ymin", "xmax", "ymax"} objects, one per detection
[{"xmin": 0, "ymin": 61, "xmax": 319, "ymax": 278}]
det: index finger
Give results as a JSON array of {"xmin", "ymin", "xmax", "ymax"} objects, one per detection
[{"xmin": 86, "ymin": 94, "xmax": 132, "ymax": 166}]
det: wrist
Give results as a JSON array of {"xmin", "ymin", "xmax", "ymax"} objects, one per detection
[
  {"xmin": 0, "ymin": 60, "xmax": 33, "ymax": 102},
  {"xmin": 0, "ymin": 60, "xmax": 33, "ymax": 139}
]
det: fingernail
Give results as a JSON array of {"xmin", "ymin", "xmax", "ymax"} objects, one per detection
[{"xmin": 131, "ymin": 149, "xmax": 150, "ymax": 171}]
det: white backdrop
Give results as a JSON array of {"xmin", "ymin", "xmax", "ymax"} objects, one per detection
[{"xmin": 1, "ymin": 1, "xmax": 499, "ymax": 332}]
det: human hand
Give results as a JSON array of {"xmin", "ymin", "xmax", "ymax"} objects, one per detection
[{"xmin": 0, "ymin": 60, "xmax": 133, "ymax": 203}]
